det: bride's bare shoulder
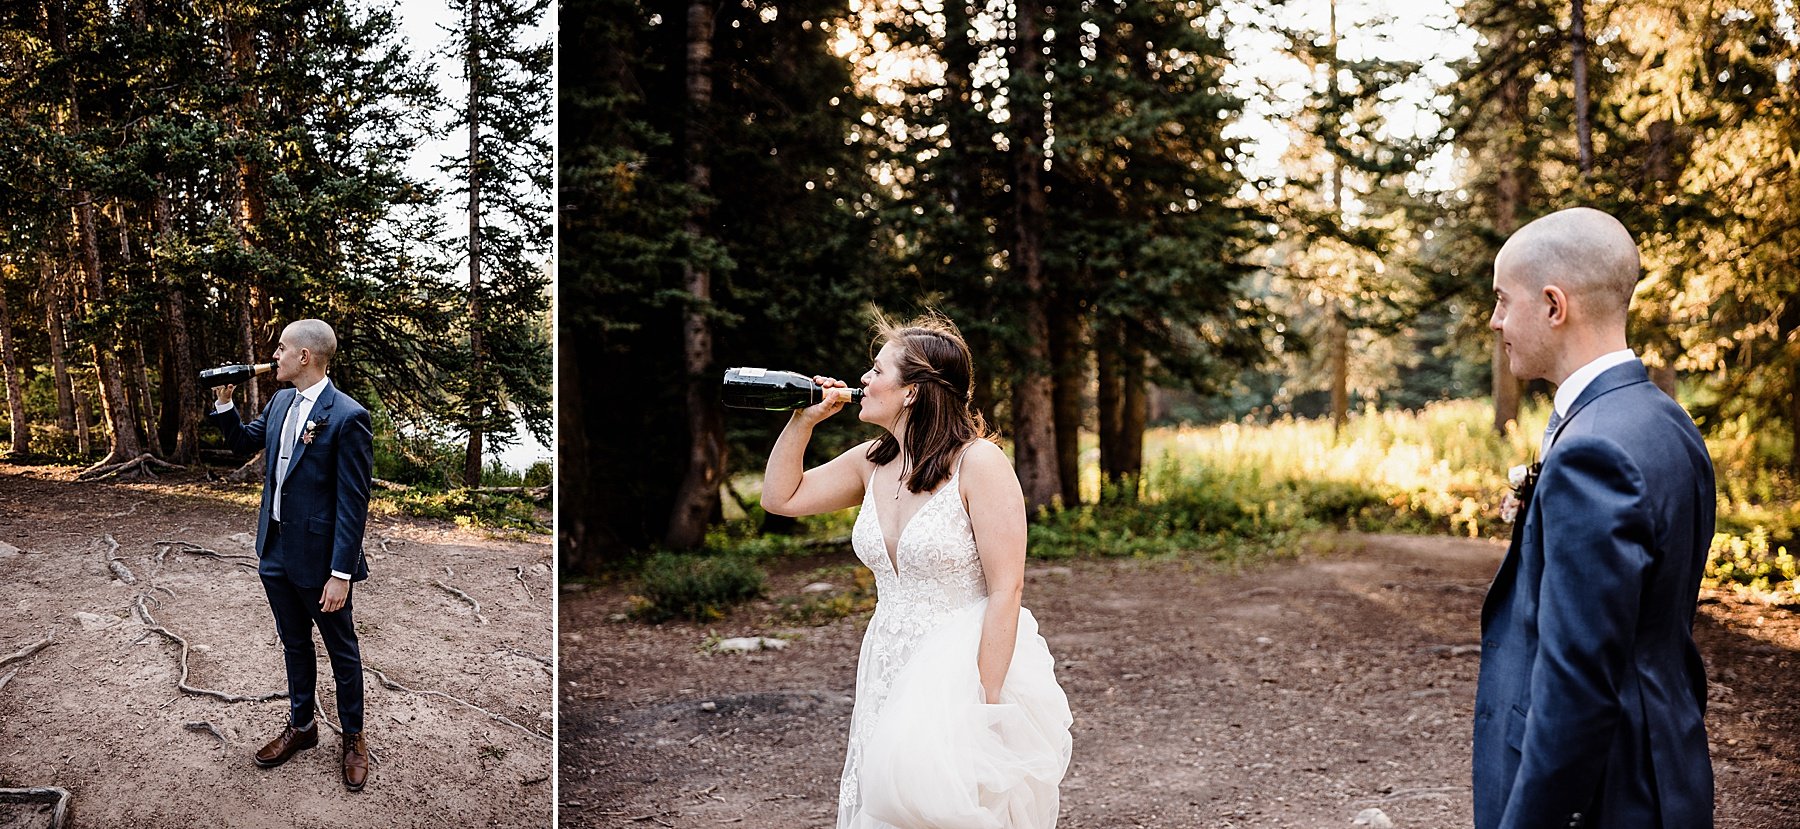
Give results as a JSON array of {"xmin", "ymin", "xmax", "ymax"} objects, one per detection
[{"xmin": 957, "ymin": 439, "xmax": 1011, "ymax": 475}]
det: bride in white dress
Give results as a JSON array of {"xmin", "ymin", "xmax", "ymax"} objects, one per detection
[{"xmin": 761, "ymin": 314, "xmax": 1072, "ymax": 829}]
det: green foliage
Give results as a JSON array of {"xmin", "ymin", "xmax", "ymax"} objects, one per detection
[
  {"xmin": 1706, "ymin": 529, "xmax": 1799, "ymax": 598},
  {"xmin": 382, "ymin": 488, "xmax": 544, "ymax": 533},
  {"xmin": 558, "ymin": 0, "xmax": 881, "ymax": 569},
  {"xmin": 440, "ymin": 0, "xmax": 555, "ymax": 467},
  {"xmin": 373, "ymin": 427, "xmax": 464, "ymax": 490},
  {"xmin": 775, "ymin": 564, "xmax": 877, "ymax": 625},
  {"xmin": 700, "ymin": 399, "xmax": 1800, "ymax": 612},
  {"xmin": 633, "ymin": 552, "xmax": 767, "ymax": 623}
]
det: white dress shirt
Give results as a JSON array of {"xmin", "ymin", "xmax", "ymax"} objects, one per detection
[
  {"xmin": 1544, "ymin": 349, "xmax": 1637, "ymax": 453},
  {"xmin": 216, "ymin": 377, "xmax": 351, "ymax": 581}
]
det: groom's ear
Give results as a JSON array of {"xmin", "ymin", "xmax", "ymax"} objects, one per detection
[{"xmin": 1543, "ymin": 285, "xmax": 1568, "ymax": 325}]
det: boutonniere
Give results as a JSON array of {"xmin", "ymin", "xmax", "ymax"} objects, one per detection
[
  {"xmin": 1501, "ymin": 461, "xmax": 1541, "ymax": 523},
  {"xmin": 301, "ymin": 415, "xmax": 327, "ymax": 445}
]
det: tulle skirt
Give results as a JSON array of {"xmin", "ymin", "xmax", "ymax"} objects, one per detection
[{"xmin": 854, "ymin": 599, "xmax": 1072, "ymax": 829}]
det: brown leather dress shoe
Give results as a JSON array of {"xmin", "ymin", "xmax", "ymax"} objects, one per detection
[
  {"xmin": 342, "ymin": 732, "xmax": 369, "ymax": 792},
  {"xmin": 254, "ymin": 721, "xmax": 319, "ymax": 768}
]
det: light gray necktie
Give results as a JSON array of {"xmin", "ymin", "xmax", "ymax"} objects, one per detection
[
  {"xmin": 274, "ymin": 397, "xmax": 300, "ymax": 520},
  {"xmin": 1541, "ymin": 408, "xmax": 1565, "ymax": 456}
]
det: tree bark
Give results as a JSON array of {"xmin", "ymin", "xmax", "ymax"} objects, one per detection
[
  {"xmin": 56, "ymin": 29, "xmax": 143, "ymax": 468},
  {"xmin": 1326, "ymin": 0, "xmax": 1350, "ymax": 436},
  {"xmin": 1779, "ymin": 294, "xmax": 1800, "ymax": 474},
  {"xmin": 665, "ymin": 0, "xmax": 724, "ymax": 549},
  {"xmin": 154, "ymin": 188, "xmax": 201, "ymax": 463},
  {"xmin": 1328, "ymin": 302, "xmax": 1349, "ymax": 435},
  {"xmin": 463, "ymin": 0, "xmax": 487, "ymax": 487},
  {"xmin": 1791, "ymin": 354, "xmax": 1800, "ymax": 477},
  {"xmin": 1096, "ymin": 319, "xmax": 1131, "ymax": 501},
  {"xmin": 226, "ymin": 10, "xmax": 266, "ymax": 416},
  {"xmin": 1008, "ymin": 1, "xmax": 1061, "ymax": 512},
  {"xmin": 0, "ymin": 270, "xmax": 30, "ymax": 455},
  {"xmin": 116, "ymin": 201, "xmax": 158, "ymax": 453},
  {"xmin": 41, "ymin": 256, "xmax": 76, "ymax": 433},
  {"xmin": 1571, "ymin": 0, "xmax": 1593, "ymax": 180},
  {"xmin": 1491, "ymin": 55, "xmax": 1527, "ymax": 433},
  {"xmin": 75, "ymin": 385, "xmax": 91, "ymax": 457},
  {"xmin": 1049, "ymin": 297, "xmax": 1083, "ymax": 506},
  {"xmin": 1119, "ymin": 324, "xmax": 1147, "ymax": 489},
  {"xmin": 72, "ymin": 195, "xmax": 142, "ymax": 464}
]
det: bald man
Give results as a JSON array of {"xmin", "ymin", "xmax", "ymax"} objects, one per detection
[
  {"xmin": 1474, "ymin": 208, "xmax": 1714, "ymax": 829},
  {"xmin": 207, "ymin": 319, "xmax": 375, "ymax": 792}
]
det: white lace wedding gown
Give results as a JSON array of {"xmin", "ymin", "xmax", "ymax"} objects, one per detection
[{"xmin": 837, "ymin": 458, "xmax": 1073, "ymax": 829}]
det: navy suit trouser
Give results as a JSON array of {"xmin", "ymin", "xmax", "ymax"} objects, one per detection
[{"xmin": 261, "ymin": 521, "xmax": 364, "ymax": 734}]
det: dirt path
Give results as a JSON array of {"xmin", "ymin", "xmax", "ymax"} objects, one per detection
[
  {"xmin": 0, "ymin": 464, "xmax": 554, "ymax": 828},
  {"xmin": 560, "ymin": 533, "xmax": 1800, "ymax": 828}
]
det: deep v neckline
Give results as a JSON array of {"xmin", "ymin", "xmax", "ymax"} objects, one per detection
[{"xmin": 869, "ymin": 472, "xmax": 956, "ymax": 577}]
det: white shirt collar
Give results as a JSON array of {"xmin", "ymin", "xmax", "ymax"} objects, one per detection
[
  {"xmin": 295, "ymin": 375, "xmax": 331, "ymax": 403},
  {"xmin": 1553, "ymin": 350, "xmax": 1636, "ymax": 416}
]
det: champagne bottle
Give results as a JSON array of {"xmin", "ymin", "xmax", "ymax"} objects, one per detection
[
  {"xmin": 199, "ymin": 362, "xmax": 276, "ymax": 388},
  {"xmin": 721, "ymin": 367, "xmax": 862, "ymax": 410}
]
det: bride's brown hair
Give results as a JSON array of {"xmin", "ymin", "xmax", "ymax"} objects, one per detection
[{"xmin": 866, "ymin": 310, "xmax": 991, "ymax": 493}]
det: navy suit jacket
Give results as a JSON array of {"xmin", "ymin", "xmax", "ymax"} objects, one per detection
[
  {"xmin": 1474, "ymin": 361, "xmax": 1714, "ymax": 829},
  {"xmin": 208, "ymin": 380, "xmax": 374, "ymax": 589}
]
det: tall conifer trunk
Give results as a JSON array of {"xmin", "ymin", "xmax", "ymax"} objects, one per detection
[
  {"xmin": 1572, "ymin": 0, "xmax": 1593, "ymax": 180},
  {"xmin": 51, "ymin": 0, "xmax": 140, "ymax": 467},
  {"xmin": 0, "ymin": 267, "xmax": 29, "ymax": 455},
  {"xmin": 1049, "ymin": 297, "xmax": 1083, "ymax": 506},
  {"xmin": 42, "ymin": 256, "xmax": 75, "ymax": 433},
  {"xmin": 1491, "ymin": 41, "xmax": 1527, "ymax": 433},
  {"xmin": 1009, "ymin": 1, "xmax": 1060, "ymax": 512},
  {"xmin": 463, "ymin": 0, "xmax": 488, "ymax": 487},
  {"xmin": 154, "ymin": 188, "xmax": 200, "ymax": 463},
  {"xmin": 666, "ymin": 0, "xmax": 724, "ymax": 549}
]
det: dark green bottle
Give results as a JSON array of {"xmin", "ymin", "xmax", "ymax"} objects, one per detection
[{"xmin": 721, "ymin": 368, "xmax": 863, "ymax": 411}]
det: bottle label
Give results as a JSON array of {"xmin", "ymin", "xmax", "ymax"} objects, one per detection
[{"xmin": 738, "ymin": 367, "xmax": 767, "ymax": 377}]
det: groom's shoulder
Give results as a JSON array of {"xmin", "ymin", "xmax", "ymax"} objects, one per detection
[{"xmin": 326, "ymin": 383, "xmax": 370, "ymax": 415}]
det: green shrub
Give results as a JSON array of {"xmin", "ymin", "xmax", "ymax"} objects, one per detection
[
  {"xmin": 523, "ymin": 460, "xmax": 552, "ymax": 488},
  {"xmin": 635, "ymin": 553, "xmax": 767, "ymax": 622},
  {"xmin": 1706, "ymin": 529, "xmax": 1799, "ymax": 597},
  {"xmin": 383, "ymin": 489, "xmax": 545, "ymax": 532}
]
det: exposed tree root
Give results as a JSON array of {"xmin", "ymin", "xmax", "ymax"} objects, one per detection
[
  {"xmin": 469, "ymin": 485, "xmax": 551, "ymax": 503},
  {"xmin": 502, "ymin": 648, "xmax": 552, "ymax": 669},
  {"xmin": 225, "ymin": 452, "xmax": 265, "ymax": 484},
  {"xmin": 100, "ymin": 534, "xmax": 136, "ymax": 584},
  {"xmin": 154, "ymin": 540, "xmax": 257, "ymax": 570},
  {"xmin": 0, "ymin": 635, "xmax": 54, "ymax": 670},
  {"xmin": 183, "ymin": 721, "xmax": 226, "ymax": 745},
  {"xmin": 0, "ymin": 670, "xmax": 15, "ymax": 694},
  {"xmin": 105, "ymin": 501, "xmax": 143, "ymax": 519},
  {"xmin": 78, "ymin": 453, "xmax": 183, "ymax": 482},
  {"xmin": 0, "ymin": 786, "xmax": 71, "ymax": 829},
  {"xmin": 434, "ymin": 580, "xmax": 487, "ymax": 623},
  {"xmin": 134, "ymin": 596, "xmax": 285, "ymax": 704},
  {"xmin": 511, "ymin": 566, "xmax": 533, "ymax": 601},
  {"xmin": 365, "ymin": 665, "xmax": 549, "ymax": 743}
]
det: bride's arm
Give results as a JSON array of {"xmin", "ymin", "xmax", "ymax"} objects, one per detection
[
  {"xmin": 761, "ymin": 382, "xmax": 870, "ymax": 517},
  {"xmin": 964, "ymin": 439, "xmax": 1028, "ymax": 704}
]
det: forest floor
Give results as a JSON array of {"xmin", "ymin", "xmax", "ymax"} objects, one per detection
[
  {"xmin": 0, "ymin": 463, "xmax": 555, "ymax": 829},
  {"xmin": 561, "ymin": 533, "xmax": 1800, "ymax": 829}
]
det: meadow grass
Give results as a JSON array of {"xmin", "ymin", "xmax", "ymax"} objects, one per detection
[{"xmin": 653, "ymin": 397, "xmax": 1800, "ymax": 619}]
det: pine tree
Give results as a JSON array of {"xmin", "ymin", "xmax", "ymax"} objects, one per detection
[{"xmin": 443, "ymin": 0, "xmax": 554, "ymax": 487}]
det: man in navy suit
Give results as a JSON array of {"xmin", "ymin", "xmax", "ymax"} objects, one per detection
[
  {"xmin": 1475, "ymin": 207, "xmax": 1714, "ymax": 828},
  {"xmin": 208, "ymin": 319, "xmax": 374, "ymax": 792}
]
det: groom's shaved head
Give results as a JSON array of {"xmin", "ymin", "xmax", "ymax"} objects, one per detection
[
  {"xmin": 284, "ymin": 319, "xmax": 338, "ymax": 368},
  {"xmin": 1495, "ymin": 207, "xmax": 1640, "ymax": 322}
]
